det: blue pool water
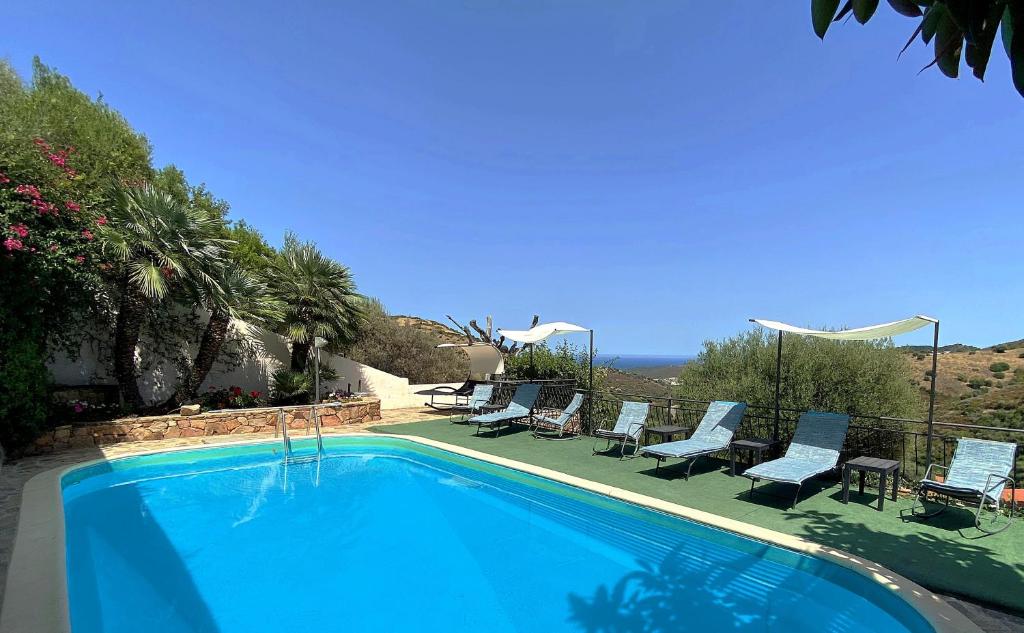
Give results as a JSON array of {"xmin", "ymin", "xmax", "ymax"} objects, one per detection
[{"xmin": 62, "ymin": 437, "xmax": 934, "ymax": 633}]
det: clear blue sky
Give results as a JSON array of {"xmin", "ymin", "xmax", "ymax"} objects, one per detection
[{"xmin": 5, "ymin": 2, "xmax": 1022, "ymax": 354}]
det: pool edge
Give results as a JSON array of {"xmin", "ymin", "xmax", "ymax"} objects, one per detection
[{"xmin": 0, "ymin": 432, "xmax": 983, "ymax": 633}]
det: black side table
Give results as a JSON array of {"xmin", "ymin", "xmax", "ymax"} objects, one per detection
[
  {"xmin": 644, "ymin": 425, "xmax": 688, "ymax": 445},
  {"xmin": 729, "ymin": 438, "xmax": 780, "ymax": 476},
  {"xmin": 842, "ymin": 456, "xmax": 900, "ymax": 511}
]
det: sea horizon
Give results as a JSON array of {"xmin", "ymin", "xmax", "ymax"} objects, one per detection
[{"xmin": 594, "ymin": 353, "xmax": 695, "ymax": 369}]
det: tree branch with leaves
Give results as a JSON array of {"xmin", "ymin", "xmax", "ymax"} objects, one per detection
[{"xmin": 812, "ymin": 0, "xmax": 1024, "ymax": 98}]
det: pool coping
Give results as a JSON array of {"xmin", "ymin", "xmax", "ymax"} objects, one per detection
[{"xmin": 0, "ymin": 432, "xmax": 983, "ymax": 633}]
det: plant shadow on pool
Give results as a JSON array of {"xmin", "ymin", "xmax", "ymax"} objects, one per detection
[
  {"xmin": 566, "ymin": 543, "xmax": 829, "ymax": 632},
  {"xmin": 66, "ymin": 460, "xmax": 222, "ymax": 633}
]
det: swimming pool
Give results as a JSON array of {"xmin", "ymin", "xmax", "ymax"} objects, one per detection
[{"xmin": 59, "ymin": 436, "xmax": 939, "ymax": 633}]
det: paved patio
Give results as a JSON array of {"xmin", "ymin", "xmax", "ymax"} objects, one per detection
[{"xmin": 372, "ymin": 418, "xmax": 1024, "ymax": 632}]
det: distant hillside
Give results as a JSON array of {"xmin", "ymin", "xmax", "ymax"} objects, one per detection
[
  {"xmin": 627, "ymin": 364, "xmax": 687, "ymax": 380},
  {"xmin": 604, "ymin": 368, "xmax": 674, "ymax": 399},
  {"xmin": 390, "ymin": 315, "xmax": 466, "ymax": 345},
  {"xmin": 905, "ymin": 341, "xmax": 1024, "ymax": 428},
  {"xmin": 900, "ymin": 343, "xmax": 979, "ymax": 354}
]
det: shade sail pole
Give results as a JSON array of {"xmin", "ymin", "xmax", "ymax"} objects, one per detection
[
  {"xmin": 588, "ymin": 329, "xmax": 594, "ymax": 433},
  {"xmin": 773, "ymin": 331, "xmax": 782, "ymax": 441},
  {"xmin": 529, "ymin": 343, "xmax": 535, "ymax": 379},
  {"xmin": 925, "ymin": 320, "xmax": 940, "ymax": 467}
]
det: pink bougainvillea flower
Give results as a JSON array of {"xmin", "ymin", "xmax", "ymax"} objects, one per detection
[
  {"xmin": 74, "ymin": 255, "xmax": 85, "ymax": 264},
  {"xmin": 65, "ymin": 200, "xmax": 81, "ymax": 212},
  {"xmin": 81, "ymin": 229, "xmax": 94, "ymax": 241},
  {"xmin": 33, "ymin": 138, "xmax": 51, "ymax": 150},
  {"xmin": 0, "ymin": 173, "xmax": 10, "ymax": 184},
  {"xmin": 49, "ymin": 244, "xmax": 59, "ymax": 252},
  {"xmin": 15, "ymin": 184, "xmax": 42, "ymax": 199},
  {"xmin": 47, "ymin": 153, "xmax": 67, "ymax": 167},
  {"xmin": 33, "ymin": 200, "xmax": 58, "ymax": 215},
  {"xmin": 65, "ymin": 168, "xmax": 77, "ymax": 178},
  {"xmin": 73, "ymin": 402, "xmax": 85, "ymax": 413},
  {"xmin": 96, "ymin": 215, "xmax": 107, "ymax": 225},
  {"xmin": 3, "ymin": 238, "xmax": 24, "ymax": 252},
  {"xmin": 9, "ymin": 224, "xmax": 29, "ymax": 238}
]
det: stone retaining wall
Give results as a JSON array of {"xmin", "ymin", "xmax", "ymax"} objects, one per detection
[{"xmin": 28, "ymin": 398, "xmax": 381, "ymax": 455}]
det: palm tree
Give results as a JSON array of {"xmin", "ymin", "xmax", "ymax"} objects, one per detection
[
  {"xmin": 161, "ymin": 266, "xmax": 283, "ymax": 410},
  {"xmin": 99, "ymin": 184, "xmax": 226, "ymax": 409},
  {"xmin": 267, "ymin": 234, "xmax": 363, "ymax": 372}
]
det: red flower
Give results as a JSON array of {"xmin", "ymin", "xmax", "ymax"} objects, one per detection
[
  {"xmin": 8, "ymin": 224, "xmax": 29, "ymax": 238},
  {"xmin": 250, "ymin": 390, "xmax": 262, "ymax": 398},
  {"xmin": 81, "ymin": 229, "xmax": 94, "ymax": 241},
  {"xmin": 161, "ymin": 266, "xmax": 174, "ymax": 279},
  {"xmin": 33, "ymin": 200, "xmax": 58, "ymax": 215},
  {"xmin": 33, "ymin": 138, "xmax": 51, "ymax": 151},
  {"xmin": 49, "ymin": 244, "xmax": 59, "ymax": 253},
  {"xmin": 230, "ymin": 386, "xmax": 243, "ymax": 396},
  {"xmin": 74, "ymin": 255, "xmax": 85, "ymax": 264},
  {"xmin": 3, "ymin": 238, "xmax": 24, "ymax": 252},
  {"xmin": 15, "ymin": 184, "xmax": 41, "ymax": 199},
  {"xmin": 96, "ymin": 215, "xmax": 107, "ymax": 225},
  {"xmin": 66, "ymin": 200, "xmax": 81, "ymax": 212},
  {"xmin": 0, "ymin": 173, "xmax": 10, "ymax": 184}
]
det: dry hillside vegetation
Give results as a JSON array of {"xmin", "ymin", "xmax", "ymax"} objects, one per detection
[{"xmin": 907, "ymin": 342, "xmax": 1024, "ymax": 426}]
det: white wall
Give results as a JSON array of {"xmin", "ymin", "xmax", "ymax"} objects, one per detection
[{"xmin": 47, "ymin": 317, "xmax": 447, "ymax": 410}]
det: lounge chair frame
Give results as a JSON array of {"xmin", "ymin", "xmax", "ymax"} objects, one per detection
[
  {"xmin": 472, "ymin": 383, "xmax": 541, "ymax": 437},
  {"xmin": 531, "ymin": 393, "xmax": 587, "ymax": 440},
  {"xmin": 449, "ymin": 384, "xmax": 495, "ymax": 424},
  {"xmin": 910, "ymin": 463, "xmax": 1018, "ymax": 535},
  {"xmin": 744, "ymin": 411, "xmax": 849, "ymax": 509},
  {"xmin": 640, "ymin": 401, "xmax": 747, "ymax": 478},
  {"xmin": 592, "ymin": 401, "xmax": 650, "ymax": 459}
]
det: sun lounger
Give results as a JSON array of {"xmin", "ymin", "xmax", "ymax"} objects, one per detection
[
  {"xmin": 640, "ymin": 401, "xmax": 747, "ymax": 476},
  {"xmin": 593, "ymin": 401, "xmax": 651, "ymax": 459},
  {"xmin": 745, "ymin": 411, "xmax": 850, "ymax": 508},
  {"xmin": 531, "ymin": 392, "xmax": 586, "ymax": 438},
  {"xmin": 911, "ymin": 438, "xmax": 1018, "ymax": 534},
  {"xmin": 471, "ymin": 383, "xmax": 541, "ymax": 436},
  {"xmin": 449, "ymin": 383, "xmax": 495, "ymax": 423}
]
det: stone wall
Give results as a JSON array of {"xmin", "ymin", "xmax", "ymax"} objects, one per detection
[{"xmin": 28, "ymin": 398, "xmax": 381, "ymax": 455}]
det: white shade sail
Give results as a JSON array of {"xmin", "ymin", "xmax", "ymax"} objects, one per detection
[
  {"xmin": 498, "ymin": 321, "xmax": 590, "ymax": 344},
  {"xmin": 751, "ymin": 315, "xmax": 937, "ymax": 341},
  {"xmin": 436, "ymin": 342, "xmax": 505, "ymax": 379}
]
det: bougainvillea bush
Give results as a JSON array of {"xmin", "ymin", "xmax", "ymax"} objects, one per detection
[{"xmin": 0, "ymin": 58, "xmax": 152, "ymax": 452}]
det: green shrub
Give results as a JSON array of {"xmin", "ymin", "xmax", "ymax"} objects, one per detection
[
  {"xmin": 993, "ymin": 372, "xmax": 1006, "ymax": 379},
  {"xmin": 993, "ymin": 346, "xmax": 1006, "ymax": 353},
  {"xmin": 956, "ymin": 373, "xmax": 967, "ymax": 382},
  {"xmin": 270, "ymin": 369, "xmax": 312, "ymax": 406},
  {"xmin": 504, "ymin": 340, "xmax": 606, "ymax": 389},
  {"xmin": 0, "ymin": 333, "xmax": 51, "ymax": 454},
  {"xmin": 990, "ymin": 362, "xmax": 1011, "ymax": 373},
  {"xmin": 675, "ymin": 328, "xmax": 917, "ymax": 418},
  {"xmin": 345, "ymin": 299, "xmax": 468, "ymax": 384}
]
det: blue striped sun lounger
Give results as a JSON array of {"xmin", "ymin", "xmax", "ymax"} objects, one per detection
[
  {"xmin": 470, "ymin": 383, "xmax": 541, "ymax": 436},
  {"xmin": 911, "ymin": 438, "xmax": 1018, "ymax": 535},
  {"xmin": 593, "ymin": 401, "xmax": 650, "ymax": 459},
  {"xmin": 640, "ymin": 401, "xmax": 747, "ymax": 477},
  {"xmin": 745, "ymin": 411, "xmax": 850, "ymax": 508},
  {"xmin": 531, "ymin": 392, "xmax": 586, "ymax": 439}
]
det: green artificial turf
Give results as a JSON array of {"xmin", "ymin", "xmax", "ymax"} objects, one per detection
[{"xmin": 370, "ymin": 418, "xmax": 1024, "ymax": 614}]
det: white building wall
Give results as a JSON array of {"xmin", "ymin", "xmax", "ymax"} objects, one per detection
[{"xmin": 47, "ymin": 318, "xmax": 450, "ymax": 410}]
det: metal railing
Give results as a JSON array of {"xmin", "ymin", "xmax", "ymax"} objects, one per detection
[{"xmin": 584, "ymin": 390, "xmax": 1024, "ymax": 486}]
